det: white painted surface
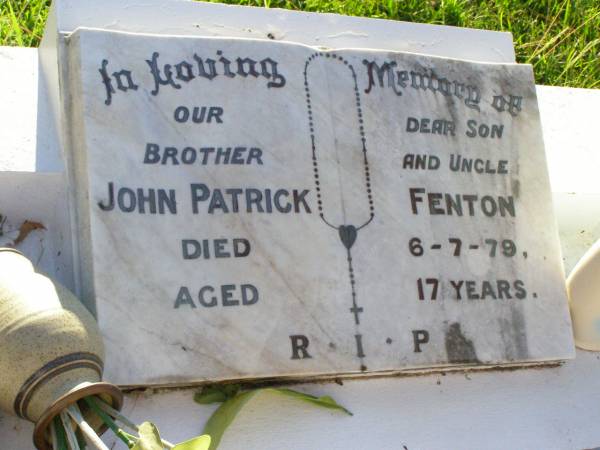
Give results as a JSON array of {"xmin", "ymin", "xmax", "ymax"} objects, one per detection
[
  {"xmin": 537, "ymin": 86, "xmax": 600, "ymax": 275},
  {"xmin": 0, "ymin": 47, "xmax": 63, "ymax": 173},
  {"xmin": 3, "ymin": 352, "xmax": 600, "ymax": 450},
  {"xmin": 2, "ymin": 29, "xmax": 600, "ymax": 450},
  {"xmin": 0, "ymin": 47, "xmax": 38, "ymax": 172},
  {"xmin": 48, "ymin": 0, "xmax": 515, "ymax": 63},
  {"xmin": 553, "ymin": 192, "xmax": 600, "ymax": 275},
  {"xmin": 538, "ymin": 86, "xmax": 600, "ymax": 195},
  {"xmin": 0, "ymin": 172, "xmax": 74, "ymax": 290}
]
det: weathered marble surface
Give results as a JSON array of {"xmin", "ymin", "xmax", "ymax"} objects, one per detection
[{"xmin": 63, "ymin": 28, "xmax": 573, "ymax": 386}]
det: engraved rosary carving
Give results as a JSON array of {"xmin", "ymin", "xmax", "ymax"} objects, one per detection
[{"xmin": 304, "ymin": 52, "xmax": 375, "ymax": 370}]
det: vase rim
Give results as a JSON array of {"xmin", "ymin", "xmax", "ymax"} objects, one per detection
[
  {"xmin": 32, "ymin": 381, "xmax": 123, "ymax": 450},
  {"xmin": 0, "ymin": 247, "xmax": 24, "ymax": 255}
]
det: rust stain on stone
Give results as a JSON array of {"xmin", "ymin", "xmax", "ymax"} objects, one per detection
[{"xmin": 13, "ymin": 220, "xmax": 46, "ymax": 246}]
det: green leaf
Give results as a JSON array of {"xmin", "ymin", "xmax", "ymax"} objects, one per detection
[
  {"xmin": 131, "ymin": 422, "xmax": 163, "ymax": 450},
  {"xmin": 121, "ymin": 430, "xmax": 139, "ymax": 443},
  {"xmin": 173, "ymin": 435, "xmax": 211, "ymax": 450},
  {"xmin": 202, "ymin": 390, "xmax": 257, "ymax": 450},
  {"xmin": 202, "ymin": 388, "xmax": 351, "ymax": 449},
  {"xmin": 267, "ymin": 388, "xmax": 353, "ymax": 416},
  {"xmin": 194, "ymin": 384, "xmax": 241, "ymax": 404},
  {"xmin": 194, "ymin": 387, "xmax": 228, "ymax": 404}
]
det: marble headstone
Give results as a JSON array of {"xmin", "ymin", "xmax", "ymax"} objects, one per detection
[{"xmin": 62, "ymin": 28, "xmax": 574, "ymax": 386}]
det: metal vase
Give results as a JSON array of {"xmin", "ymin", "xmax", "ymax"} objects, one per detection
[{"xmin": 0, "ymin": 248, "xmax": 122, "ymax": 449}]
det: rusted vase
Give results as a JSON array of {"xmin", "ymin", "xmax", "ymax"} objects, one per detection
[{"xmin": 0, "ymin": 248, "xmax": 122, "ymax": 449}]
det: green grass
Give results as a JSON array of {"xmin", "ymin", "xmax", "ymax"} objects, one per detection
[
  {"xmin": 1, "ymin": 0, "xmax": 598, "ymax": 87},
  {"xmin": 0, "ymin": 0, "xmax": 51, "ymax": 47}
]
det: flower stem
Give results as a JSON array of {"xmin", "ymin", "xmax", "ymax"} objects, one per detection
[
  {"xmin": 82, "ymin": 396, "xmax": 135, "ymax": 448},
  {"xmin": 93, "ymin": 397, "xmax": 175, "ymax": 449},
  {"xmin": 52, "ymin": 417, "xmax": 68, "ymax": 450},
  {"xmin": 76, "ymin": 429, "xmax": 88, "ymax": 450},
  {"xmin": 93, "ymin": 398, "xmax": 137, "ymax": 432},
  {"xmin": 65, "ymin": 404, "xmax": 110, "ymax": 450},
  {"xmin": 60, "ymin": 411, "xmax": 80, "ymax": 450}
]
